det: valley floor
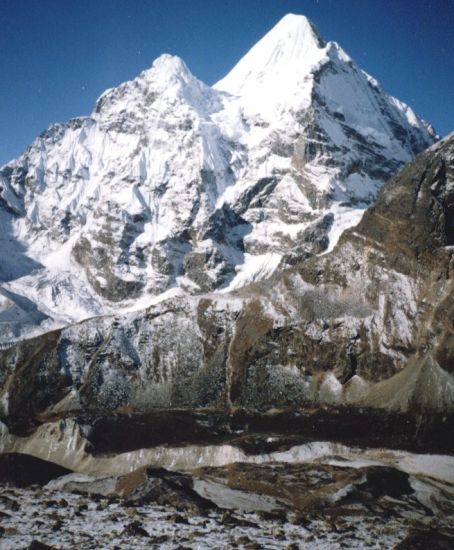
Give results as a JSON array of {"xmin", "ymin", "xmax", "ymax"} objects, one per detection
[
  {"xmin": 1, "ymin": 409, "xmax": 453, "ymax": 548},
  {"xmin": 1, "ymin": 431, "xmax": 454, "ymax": 549},
  {"xmin": 0, "ymin": 480, "xmax": 437, "ymax": 549}
]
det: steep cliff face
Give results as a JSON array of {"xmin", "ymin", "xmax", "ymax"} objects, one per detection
[
  {"xmin": 1, "ymin": 135, "xmax": 453, "ymax": 430},
  {"xmin": 0, "ymin": 14, "xmax": 435, "ymax": 342}
]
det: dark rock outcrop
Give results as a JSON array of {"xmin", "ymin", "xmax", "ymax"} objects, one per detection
[{"xmin": 0, "ymin": 453, "xmax": 71, "ymax": 487}]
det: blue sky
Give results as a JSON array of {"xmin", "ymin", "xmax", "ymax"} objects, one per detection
[{"xmin": 1, "ymin": 0, "xmax": 453, "ymax": 165}]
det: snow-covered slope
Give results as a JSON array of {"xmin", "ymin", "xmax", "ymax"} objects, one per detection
[{"xmin": 0, "ymin": 14, "xmax": 436, "ymax": 341}]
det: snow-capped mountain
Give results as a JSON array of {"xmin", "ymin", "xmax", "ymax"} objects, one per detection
[{"xmin": 0, "ymin": 14, "xmax": 436, "ymax": 341}]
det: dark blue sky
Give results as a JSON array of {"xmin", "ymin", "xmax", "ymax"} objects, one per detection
[{"xmin": 1, "ymin": 0, "xmax": 453, "ymax": 165}]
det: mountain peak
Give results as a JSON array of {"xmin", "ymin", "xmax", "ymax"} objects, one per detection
[
  {"xmin": 214, "ymin": 13, "xmax": 326, "ymax": 104},
  {"xmin": 150, "ymin": 53, "xmax": 192, "ymax": 79},
  {"xmin": 139, "ymin": 53, "xmax": 198, "ymax": 89},
  {"xmin": 92, "ymin": 53, "xmax": 202, "ymax": 117},
  {"xmin": 270, "ymin": 13, "xmax": 324, "ymax": 45}
]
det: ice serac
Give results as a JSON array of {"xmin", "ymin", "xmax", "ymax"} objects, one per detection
[{"xmin": 0, "ymin": 14, "xmax": 437, "ymax": 341}]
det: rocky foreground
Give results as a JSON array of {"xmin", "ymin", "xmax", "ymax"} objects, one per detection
[
  {"xmin": 1, "ymin": 409, "xmax": 454, "ymax": 549},
  {"xmin": 1, "ymin": 444, "xmax": 453, "ymax": 549}
]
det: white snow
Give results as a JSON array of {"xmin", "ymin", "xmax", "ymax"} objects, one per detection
[
  {"xmin": 214, "ymin": 14, "xmax": 326, "ymax": 120},
  {"xmin": 323, "ymin": 204, "xmax": 366, "ymax": 254},
  {"xmin": 193, "ymin": 479, "xmax": 281, "ymax": 512},
  {"xmin": 221, "ymin": 252, "xmax": 282, "ymax": 292}
]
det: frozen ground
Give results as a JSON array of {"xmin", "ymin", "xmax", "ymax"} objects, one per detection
[{"xmin": 0, "ymin": 473, "xmax": 444, "ymax": 550}]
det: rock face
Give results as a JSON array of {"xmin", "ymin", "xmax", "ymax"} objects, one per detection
[
  {"xmin": 0, "ymin": 130, "xmax": 453, "ymax": 427},
  {"xmin": 0, "ymin": 14, "xmax": 435, "ymax": 341}
]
